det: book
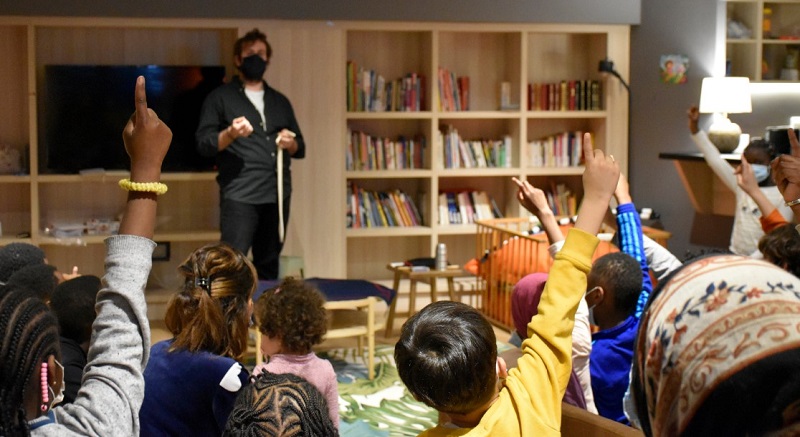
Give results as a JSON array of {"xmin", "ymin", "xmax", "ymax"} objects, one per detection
[{"xmin": 438, "ymin": 193, "xmax": 449, "ymax": 225}]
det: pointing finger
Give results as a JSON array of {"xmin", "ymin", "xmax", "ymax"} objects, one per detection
[
  {"xmin": 582, "ymin": 132, "xmax": 596, "ymax": 164},
  {"xmin": 134, "ymin": 76, "xmax": 148, "ymax": 125}
]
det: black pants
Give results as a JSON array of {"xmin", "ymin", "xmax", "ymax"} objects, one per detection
[{"xmin": 219, "ymin": 198, "xmax": 289, "ymax": 280}]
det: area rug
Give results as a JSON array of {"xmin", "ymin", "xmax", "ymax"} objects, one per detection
[{"xmin": 320, "ymin": 342, "xmax": 515, "ymax": 436}]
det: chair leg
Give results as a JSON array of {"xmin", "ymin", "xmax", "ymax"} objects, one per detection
[{"xmin": 367, "ymin": 297, "xmax": 375, "ymax": 380}]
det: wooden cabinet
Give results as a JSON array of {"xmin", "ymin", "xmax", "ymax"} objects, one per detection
[
  {"xmin": 726, "ymin": 0, "xmax": 800, "ymax": 81},
  {"xmin": 344, "ymin": 23, "xmax": 629, "ymax": 279}
]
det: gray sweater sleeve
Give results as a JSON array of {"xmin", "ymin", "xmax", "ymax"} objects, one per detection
[{"xmin": 37, "ymin": 235, "xmax": 155, "ymax": 436}]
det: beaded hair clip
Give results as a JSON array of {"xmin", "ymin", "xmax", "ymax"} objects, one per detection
[{"xmin": 41, "ymin": 362, "xmax": 49, "ymax": 411}]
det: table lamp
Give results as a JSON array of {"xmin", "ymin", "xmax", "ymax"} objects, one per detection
[{"xmin": 698, "ymin": 77, "xmax": 752, "ymax": 153}]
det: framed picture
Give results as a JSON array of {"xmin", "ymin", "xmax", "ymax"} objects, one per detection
[{"xmin": 660, "ymin": 54, "xmax": 689, "ymax": 84}]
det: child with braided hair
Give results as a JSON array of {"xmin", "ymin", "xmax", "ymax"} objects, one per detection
[
  {"xmin": 0, "ymin": 75, "xmax": 172, "ymax": 436},
  {"xmin": 223, "ymin": 371, "xmax": 338, "ymax": 437}
]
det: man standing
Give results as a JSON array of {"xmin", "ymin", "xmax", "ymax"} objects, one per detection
[{"xmin": 197, "ymin": 28, "xmax": 305, "ymax": 279}]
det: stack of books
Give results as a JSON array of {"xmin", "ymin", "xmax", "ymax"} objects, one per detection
[
  {"xmin": 346, "ymin": 130, "xmax": 426, "ymax": 170},
  {"xmin": 347, "ymin": 182, "xmax": 423, "ymax": 228},
  {"xmin": 437, "ymin": 67, "xmax": 469, "ymax": 111},
  {"xmin": 527, "ymin": 131, "xmax": 588, "ymax": 168},
  {"xmin": 527, "ymin": 80, "xmax": 601, "ymax": 111},
  {"xmin": 438, "ymin": 190, "xmax": 503, "ymax": 225},
  {"xmin": 440, "ymin": 125, "xmax": 512, "ymax": 169},
  {"xmin": 346, "ymin": 61, "xmax": 424, "ymax": 112}
]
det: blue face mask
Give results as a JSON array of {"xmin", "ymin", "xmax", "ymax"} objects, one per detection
[{"xmin": 751, "ymin": 164, "xmax": 770, "ymax": 184}]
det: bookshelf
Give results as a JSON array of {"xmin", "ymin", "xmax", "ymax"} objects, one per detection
[
  {"xmin": 726, "ymin": 0, "xmax": 800, "ymax": 81},
  {"xmin": 344, "ymin": 23, "xmax": 629, "ymax": 279},
  {"xmin": 0, "ymin": 17, "xmax": 627, "ymax": 283}
]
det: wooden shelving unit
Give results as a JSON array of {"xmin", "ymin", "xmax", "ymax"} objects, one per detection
[{"xmin": 726, "ymin": 0, "xmax": 800, "ymax": 81}]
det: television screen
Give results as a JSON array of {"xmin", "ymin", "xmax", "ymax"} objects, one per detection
[{"xmin": 40, "ymin": 65, "xmax": 226, "ymax": 173}]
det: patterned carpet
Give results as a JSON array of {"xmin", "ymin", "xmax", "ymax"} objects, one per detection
[
  {"xmin": 320, "ymin": 345, "xmax": 438, "ymax": 436},
  {"xmin": 321, "ymin": 341, "xmax": 516, "ymax": 436}
]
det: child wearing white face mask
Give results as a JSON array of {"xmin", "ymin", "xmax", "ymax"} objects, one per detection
[
  {"xmin": 688, "ymin": 106, "xmax": 794, "ymax": 256},
  {"xmin": 583, "ymin": 173, "xmax": 652, "ymax": 424}
]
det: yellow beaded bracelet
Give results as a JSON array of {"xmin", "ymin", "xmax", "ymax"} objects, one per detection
[{"xmin": 118, "ymin": 178, "xmax": 168, "ymax": 195}]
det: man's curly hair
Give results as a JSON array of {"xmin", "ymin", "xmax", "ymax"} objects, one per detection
[{"xmin": 255, "ymin": 277, "xmax": 327, "ymax": 354}]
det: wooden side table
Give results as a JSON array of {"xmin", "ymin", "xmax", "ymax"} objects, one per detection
[{"xmin": 384, "ymin": 263, "xmax": 464, "ymax": 337}]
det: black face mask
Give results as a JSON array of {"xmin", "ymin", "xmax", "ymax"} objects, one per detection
[{"xmin": 239, "ymin": 54, "xmax": 267, "ymax": 81}]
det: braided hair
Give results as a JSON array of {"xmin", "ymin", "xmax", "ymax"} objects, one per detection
[
  {"xmin": 0, "ymin": 288, "xmax": 60, "ymax": 437},
  {"xmin": 223, "ymin": 371, "xmax": 338, "ymax": 437}
]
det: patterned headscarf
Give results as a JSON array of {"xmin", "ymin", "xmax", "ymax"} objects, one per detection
[{"xmin": 631, "ymin": 255, "xmax": 800, "ymax": 436}]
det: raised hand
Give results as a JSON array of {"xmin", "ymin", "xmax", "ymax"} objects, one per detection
[
  {"xmin": 771, "ymin": 128, "xmax": 800, "ymax": 202},
  {"xmin": 687, "ymin": 106, "xmax": 700, "ymax": 134},
  {"xmin": 119, "ymin": 76, "xmax": 171, "ymax": 238},
  {"xmin": 734, "ymin": 156, "xmax": 759, "ymax": 196},
  {"xmin": 574, "ymin": 133, "xmax": 619, "ymax": 235},
  {"xmin": 123, "ymin": 76, "xmax": 172, "ymax": 182},
  {"xmin": 512, "ymin": 177, "xmax": 552, "ymax": 218},
  {"xmin": 614, "ymin": 172, "xmax": 632, "ymax": 205}
]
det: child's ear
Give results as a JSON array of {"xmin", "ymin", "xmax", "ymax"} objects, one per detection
[{"xmin": 496, "ymin": 357, "xmax": 508, "ymax": 379}]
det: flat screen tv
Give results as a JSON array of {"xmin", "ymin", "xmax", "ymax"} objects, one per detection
[{"xmin": 40, "ymin": 65, "xmax": 226, "ymax": 173}]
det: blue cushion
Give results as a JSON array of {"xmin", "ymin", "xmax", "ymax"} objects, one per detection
[{"xmin": 256, "ymin": 277, "xmax": 396, "ymax": 305}]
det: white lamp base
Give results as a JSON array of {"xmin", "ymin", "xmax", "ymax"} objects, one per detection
[{"xmin": 707, "ymin": 117, "xmax": 742, "ymax": 153}]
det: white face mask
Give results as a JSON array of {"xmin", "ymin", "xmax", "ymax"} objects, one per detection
[
  {"xmin": 585, "ymin": 286, "xmax": 601, "ymax": 326},
  {"xmin": 751, "ymin": 164, "xmax": 770, "ymax": 183},
  {"xmin": 49, "ymin": 359, "xmax": 65, "ymax": 408}
]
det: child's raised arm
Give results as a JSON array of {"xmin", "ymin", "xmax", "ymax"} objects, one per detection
[
  {"xmin": 574, "ymin": 134, "xmax": 619, "ymax": 235},
  {"xmin": 119, "ymin": 75, "xmax": 172, "ymax": 239},
  {"xmin": 513, "ymin": 177, "xmax": 565, "ymax": 246}
]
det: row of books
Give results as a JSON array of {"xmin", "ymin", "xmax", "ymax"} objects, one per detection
[
  {"xmin": 440, "ymin": 126, "xmax": 512, "ymax": 169},
  {"xmin": 346, "ymin": 61, "xmax": 425, "ymax": 112},
  {"xmin": 347, "ymin": 182, "xmax": 424, "ymax": 228},
  {"xmin": 528, "ymin": 80, "xmax": 601, "ymax": 111},
  {"xmin": 545, "ymin": 183, "xmax": 577, "ymax": 218},
  {"xmin": 527, "ymin": 131, "xmax": 589, "ymax": 168},
  {"xmin": 438, "ymin": 190, "xmax": 503, "ymax": 226},
  {"xmin": 346, "ymin": 130, "xmax": 426, "ymax": 171},
  {"xmin": 437, "ymin": 67, "xmax": 469, "ymax": 111}
]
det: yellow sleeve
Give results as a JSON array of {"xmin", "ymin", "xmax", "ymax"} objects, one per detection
[{"xmin": 514, "ymin": 228, "xmax": 598, "ymax": 431}]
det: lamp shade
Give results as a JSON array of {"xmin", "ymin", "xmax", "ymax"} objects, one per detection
[{"xmin": 698, "ymin": 77, "xmax": 752, "ymax": 114}]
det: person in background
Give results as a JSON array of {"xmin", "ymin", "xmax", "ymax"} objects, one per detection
[
  {"xmin": 196, "ymin": 28, "xmax": 306, "ymax": 280},
  {"xmin": 0, "ymin": 75, "xmax": 171, "ymax": 436},
  {"xmin": 223, "ymin": 371, "xmax": 338, "ymax": 437},
  {"xmin": 139, "ymin": 242, "xmax": 256, "ymax": 436},
  {"xmin": 252, "ymin": 277, "xmax": 338, "ymax": 428},
  {"xmin": 49, "ymin": 275, "xmax": 102, "ymax": 405},
  {"xmin": 5, "ymin": 264, "xmax": 58, "ymax": 304},
  {"xmin": 393, "ymin": 133, "xmax": 619, "ymax": 435},
  {"xmin": 688, "ymin": 106, "xmax": 793, "ymax": 256},
  {"xmin": 0, "ymin": 242, "xmax": 46, "ymax": 285},
  {"xmin": 734, "ymin": 152, "xmax": 800, "ymax": 276}
]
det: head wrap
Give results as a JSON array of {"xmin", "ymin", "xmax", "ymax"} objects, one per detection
[
  {"xmin": 511, "ymin": 272, "xmax": 548, "ymax": 339},
  {"xmin": 631, "ymin": 255, "xmax": 800, "ymax": 436}
]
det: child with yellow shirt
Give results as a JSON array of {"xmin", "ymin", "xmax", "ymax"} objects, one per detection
[{"xmin": 394, "ymin": 134, "xmax": 620, "ymax": 436}]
